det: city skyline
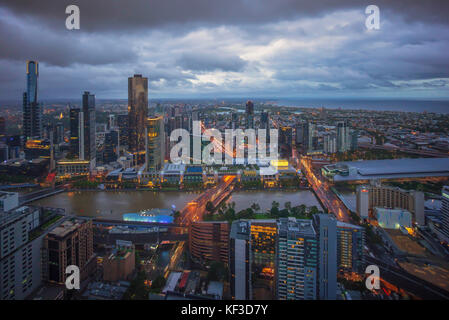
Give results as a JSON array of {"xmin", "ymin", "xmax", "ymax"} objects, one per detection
[
  {"xmin": 1, "ymin": 1, "xmax": 449, "ymax": 102},
  {"xmin": 1, "ymin": 0, "xmax": 449, "ymax": 304}
]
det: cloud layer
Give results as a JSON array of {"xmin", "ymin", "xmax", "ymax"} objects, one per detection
[{"xmin": 0, "ymin": 1, "xmax": 448, "ymax": 100}]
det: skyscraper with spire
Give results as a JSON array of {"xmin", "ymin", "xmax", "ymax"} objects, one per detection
[{"xmin": 22, "ymin": 60, "xmax": 42, "ymax": 141}]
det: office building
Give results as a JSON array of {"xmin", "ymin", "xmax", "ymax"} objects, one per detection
[
  {"xmin": 0, "ymin": 206, "xmax": 54, "ymax": 300},
  {"xmin": 336, "ymin": 222, "xmax": 365, "ymax": 273},
  {"xmin": 356, "ymin": 184, "xmax": 425, "ymax": 225},
  {"xmin": 300, "ymin": 122, "xmax": 317, "ymax": 153},
  {"xmin": 350, "ymin": 130, "xmax": 358, "ymax": 151},
  {"xmin": 312, "ymin": 214, "xmax": 337, "ymax": 300},
  {"xmin": 245, "ymin": 100, "xmax": 254, "ymax": 129},
  {"xmin": 229, "ymin": 220, "xmax": 251, "ymax": 300},
  {"xmin": 24, "ymin": 139, "xmax": 51, "ymax": 160},
  {"xmin": 260, "ymin": 112, "xmax": 269, "ymax": 129},
  {"xmin": 279, "ymin": 127, "xmax": 293, "ymax": 159},
  {"xmin": 250, "ymin": 220, "xmax": 277, "ymax": 281},
  {"xmin": 441, "ymin": 186, "xmax": 449, "ymax": 239},
  {"xmin": 189, "ymin": 221, "xmax": 229, "ymax": 264},
  {"xmin": 103, "ymin": 130, "xmax": 119, "ymax": 164},
  {"xmin": 42, "ymin": 218, "xmax": 95, "ymax": 285},
  {"xmin": 229, "ymin": 219, "xmax": 277, "ymax": 300},
  {"xmin": 276, "ymin": 218, "xmax": 318, "ymax": 300},
  {"xmin": 117, "ymin": 113, "xmax": 129, "ymax": 148},
  {"xmin": 0, "ymin": 143, "xmax": 8, "ymax": 162},
  {"xmin": 295, "ymin": 122, "xmax": 305, "ymax": 145},
  {"xmin": 145, "ymin": 116, "xmax": 165, "ymax": 172},
  {"xmin": 128, "ymin": 74, "xmax": 148, "ymax": 160},
  {"xmin": 356, "ymin": 186, "xmax": 370, "ymax": 219},
  {"xmin": 103, "ymin": 240, "xmax": 135, "ymax": 282},
  {"xmin": 336, "ymin": 121, "xmax": 350, "ymax": 152},
  {"xmin": 56, "ymin": 159, "xmax": 90, "ymax": 178},
  {"xmin": 82, "ymin": 91, "xmax": 96, "ymax": 167},
  {"xmin": 324, "ymin": 133, "xmax": 337, "ymax": 154},
  {"xmin": 69, "ymin": 107, "xmax": 84, "ymax": 159},
  {"xmin": 0, "ymin": 192, "xmax": 19, "ymax": 212},
  {"xmin": 0, "ymin": 116, "xmax": 5, "ymax": 136},
  {"xmin": 23, "ymin": 61, "xmax": 42, "ymax": 140}
]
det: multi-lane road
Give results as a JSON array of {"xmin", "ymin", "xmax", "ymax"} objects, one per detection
[
  {"xmin": 298, "ymin": 154, "xmax": 352, "ymax": 223},
  {"xmin": 179, "ymin": 176, "xmax": 235, "ymax": 226}
]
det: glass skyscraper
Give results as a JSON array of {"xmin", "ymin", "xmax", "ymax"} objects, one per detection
[
  {"xmin": 145, "ymin": 116, "xmax": 165, "ymax": 171},
  {"xmin": 82, "ymin": 91, "xmax": 96, "ymax": 167},
  {"xmin": 23, "ymin": 60, "xmax": 42, "ymax": 140},
  {"xmin": 276, "ymin": 217, "xmax": 318, "ymax": 300},
  {"xmin": 441, "ymin": 186, "xmax": 449, "ymax": 239},
  {"xmin": 128, "ymin": 74, "xmax": 148, "ymax": 163}
]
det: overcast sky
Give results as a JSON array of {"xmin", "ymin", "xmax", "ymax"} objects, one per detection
[{"xmin": 0, "ymin": 0, "xmax": 448, "ymax": 100}]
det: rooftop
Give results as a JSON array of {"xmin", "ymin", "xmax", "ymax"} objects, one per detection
[
  {"xmin": 278, "ymin": 217, "xmax": 316, "ymax": 236},
  {"xmin": 331, "ymin": 158, "xmax": 449, "ymax": 181},
  {"xmin": 336, "ymin": 221, "xmax": 364, "ymax": 230},
  {"xmin": 48, "ymin": 218, "xmax": 87, "ymax": 238},
  {"xmin": 162, "ymin": 163, "xmax": 186, "ymax": 174}
]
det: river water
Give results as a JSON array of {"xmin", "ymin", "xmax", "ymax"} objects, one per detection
[{"xmin": 30, "ymin": 189, "xmax": 322, "ymax": 218}]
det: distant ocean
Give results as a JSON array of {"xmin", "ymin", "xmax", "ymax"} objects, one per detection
[
  {"xmin": 270, "ymin": 99, "xmax": 449, "ymax": 114},
  {"xmin": 1, "ymin": 98, "xmax": 448, "ymax": 114}
]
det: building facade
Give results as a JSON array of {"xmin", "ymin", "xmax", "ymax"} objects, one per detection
[
  {"xmin": 145, "ymin": 116, "xmax": 165, "ymax": 171},
  {"xmin": 23, "ymin": 61, "xmax": 42, "ymax": 141},
  {"xmin": 439, "ymin": 186, "xmax": 449, "ymax": 239},
  {"xmin": 356, "ymin": 184, "xmax": 425, "ymax": 225},
  {"xmin": 69, "ymin": 107, "xmax": 84, "ymax": 159},
  {"xmin": 82, "ymin": 91, "xmax": 96, "ymax": 167},
  {"xmin": 0, "ymin": 206, "xmax": 45, "ymax": 300},
  {"xmin": 336, "ymin": 221, "xmax": 365, "ymax": 273},
  {"xmin": 336, "ymin": 121, "xmax": 350, "ymax": 152},
  {"xmin": 103, "ymin": 240, "xmax": 135, "ymax": 282},
  {"xmin": 245, "ymin": 100, "xmax": 254, "ymax": 129},
  {"xmin": 312, "ymin": 214, "xmax": 337, "ymax": 300},
  {"xmin": 189, "ymin": 221, "xmax": 229, "ymax": 264},
  {"xmin": 128, "ymin": 75, "xmax": 148, "ymax": 160},
  {"xmin": 42, "ymin": 218, "xmax": 95, "ymax": 285},
  {"xmin": 276, "ymin": 218, "xmax": 318, "ymax": 300}
]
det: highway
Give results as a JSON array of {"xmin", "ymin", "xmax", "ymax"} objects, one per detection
[
  {"xmin": 298, "ymin": 154, "xmax": 352, "ymax": 223},
  {"xmin": 179, "ymin": 176, "xmax": 235, "ymax": 226}
]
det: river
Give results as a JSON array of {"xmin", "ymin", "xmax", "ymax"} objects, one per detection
[{"xmin": 30, "ymin": 189, "xmax": 322, "ymax": 218}]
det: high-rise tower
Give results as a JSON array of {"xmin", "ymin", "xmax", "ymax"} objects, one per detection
[
  {"xmin": 23, "ymin": 61, "xmax": 42, "ymax": 140},
  {"xmin": 69, "ymin": 107, "xmax": 84, "ymax": 159},
  {"xmin": 145, "ymin": 116, "xmax": 165, "ymax": 172},
  {"xmin": 441, "ymin": 186, "xmax": 449, "ymax": 239},
  {"xmin": 128, "ymin": 74, "xmax": 148, "ymax": 162},
  {"xmin": 82, "ymin": 91, "xmax": 96, "ymax": 166},
  {"xmin": 245, "ymin": 100, "xmax": 254, "ymax": 129}
]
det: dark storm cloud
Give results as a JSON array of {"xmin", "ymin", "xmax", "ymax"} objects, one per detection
[
  {"xmin": 0, "ymin": 1, "xmax": 448, "ymax": 99},
  {"xmin": 0, "ymin": 10, "xmax": 137, "ymax": 66},
  {"xmin": 1, "ymin": 0, "xmax": 448, "ymax": 31}
]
